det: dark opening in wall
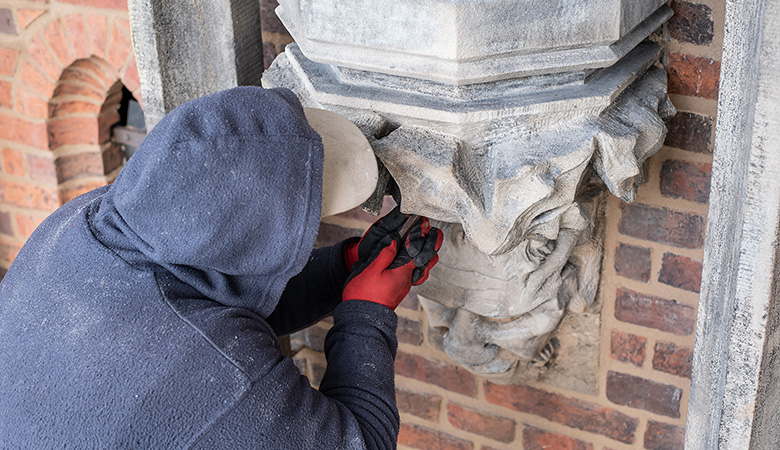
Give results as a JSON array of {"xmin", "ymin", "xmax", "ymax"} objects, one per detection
[{"xmin": 113, "ymin": 85, "xmax": 146, "ymax": 159}]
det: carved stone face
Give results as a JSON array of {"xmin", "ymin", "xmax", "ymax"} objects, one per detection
[
  {"xmin": 263, "ymin": 46, "xmax": 675, "ymax": 381},
  {"xmin": 417, "ymin": 221, "xmax": 583, "ymax": 381}
]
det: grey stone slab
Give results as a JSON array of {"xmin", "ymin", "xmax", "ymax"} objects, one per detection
[
  {"xmin": 275, "ymin": 0, "xmax": 670, "ymax": 83},
  {"xmin": 686, "ymin": 0, "xmax": 780, "ymax": 448},
  {"xmin": 128, "ymin": 0, "xmax": 263, "ymax": 130}
]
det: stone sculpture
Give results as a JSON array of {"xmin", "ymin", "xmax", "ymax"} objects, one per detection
[{"xmin": 262, "ymin": 1, "xmax": 675, "ymax": 383}]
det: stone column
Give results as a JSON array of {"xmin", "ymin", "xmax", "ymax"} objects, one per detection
[
  {"xmin": 128, "ymin": 0, "xmax": 263, "ymax": 130},
  {"xmin": 685, "ymin": 0, "xmax": 780, "ymax": 448},
  {"xmin": 263, "ymin": 0, "xmax": 675, "ymax": 384}
]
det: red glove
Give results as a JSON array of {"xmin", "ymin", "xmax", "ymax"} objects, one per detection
[{"xmin": 342, "ymin": 208, "xmax": 443, "ymax": 310}]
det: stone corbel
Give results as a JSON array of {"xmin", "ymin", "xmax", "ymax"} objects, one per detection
[{"xmin": 263, "ymin": 2, "xmax": 675, "ymax": 384}]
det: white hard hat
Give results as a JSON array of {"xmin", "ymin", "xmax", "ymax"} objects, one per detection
[{"xmin": 303, "ymin": 108, "xmax": 379, "ymax": 218}]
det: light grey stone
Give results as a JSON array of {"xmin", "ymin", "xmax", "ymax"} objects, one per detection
[
  {"xmin": 686, "ymin": 0, "xmax": 780, "ymax": 448},
  {"xmin": 128, "ymin": 0, "xmax": 263, "ymax": 130},
  {"xmin": 275, "ymin": 0, "xmax": 671, "ymax": 84},
  {"xmin": 264, "ymin": 44, "xmax": 673, "ymax": 255}
]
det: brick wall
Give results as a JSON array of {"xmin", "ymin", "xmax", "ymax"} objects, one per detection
[
  {"xmin": 265, "ymin": 1, "xmax": 723, "ymax": 449},
  {"xmin": 0, "ymin": 0, "xmax": 138, "ymax": 277},
  {"xmin": 0, "ymin": 0, "xmax": 723, "ymax": 448}
]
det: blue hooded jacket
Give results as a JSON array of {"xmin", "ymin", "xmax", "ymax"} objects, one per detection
[{"xmin": 0, "ymin": 87, "xmax": 399, "ymax": 449}]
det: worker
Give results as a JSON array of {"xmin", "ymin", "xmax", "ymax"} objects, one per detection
[{"xmin": 0, "ymin": 87, "xmax": 442, "ymax": 449}]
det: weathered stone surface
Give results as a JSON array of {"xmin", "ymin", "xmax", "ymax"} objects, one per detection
[
  {"xmin": 686, "ymin": 1, "xmax": 780, "ymax": 447},
  {"xmin": 265, "ymin": 45, "xmax": 673, "ymax": 255},
  {"xmin": 275, "ymin": 0, "xmax": 670, "ymax": 84},
  {"xmin": 128, "ymin": 0, "xmax": 264, "ymax": 129}
]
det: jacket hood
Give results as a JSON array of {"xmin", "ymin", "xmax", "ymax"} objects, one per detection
[{"xmin": 90, "ymin": 87, "xmax": 323, "ymax": 317}]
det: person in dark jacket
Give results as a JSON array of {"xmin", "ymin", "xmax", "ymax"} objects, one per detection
[{"xmin": 0, "ymin": 87, "xmax": 442, "ymax": 449}]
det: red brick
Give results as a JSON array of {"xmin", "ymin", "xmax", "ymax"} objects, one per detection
[
  {"xmin": 290, "ymin": 325, "xmax": 327, "ymax": 353},
  {"xmin": 309, "ymin": 361, "xmax": 325, "ymax": 387},
  {"xmin": 28, "ymin": 154, "xmax": 56, "ymax": 184},
  {"xmin": 59, "ymin": 180, "xmax": 105, "ymax": 204},
  {"xmin": 0, "ymin": 179, "xmax": 58, "ymax": 210},
  {"xmin": 0, "ymin": 80, "xmax": 10, "ymax": 109},
  {"xmin": 614, "ymin": 243, "xmax": 651, "ymax": 282},
  {"xmin": 614, "ymin": 287, "xmax": 696, "ymax": 336},
  {"xmin": 54, "ymin": 79, "xmax": 106, "ymax": 102},
  {"xmin": 64, "ymin": 15, "xmax": 90, "ymax": 59},
  {"xmin": 44, "ymin": 20, "xmax": 74, "ymax": 68},
  {"xmin": 610, "ymin": 330, "xmax": 646, "ymax": 367},
  {"xmin": 102, "ymin": 143, "xmax": 124, "ymax": 174},
  {"xmin": 48, "ymin": 117, "xmax": 99, "ymax": 149},
  {"xmin": 668, "ymin": 53, "xmax": 720, "ymax": 100},
  {"xmin": 69, "ymin": 59, "xmax": 116, "ymax": 89},
  {"xmin": 20, "ymin": 61, "xmax": 56, "ymax": 97},
  {"xmin": 106, "ymin": 20, "xmax": 132, "ymax": 71},
  {"xmin": 0, "ymin": 8, "xmax": 16, "ymax": 35},
  {"xmin": 398, "ymin": 423, "xmax": 473, "ymax": 450},
  {"xmin": 28, "ymin": 35, "xmax": 62, "ymax": 81},
  {"xmin": 668, "ymin": 1, "xmax": 714, "ymax": 45},
  {"xmin": 98, "ymin": 110, "xmax": 120, "ymax": 144},
  {"xmin": 0, "ymin": 239, "xmax": 23, "ymax": 264},
  {"xmin": 397, "ymin": 316, "xmax": 423, "ymax": 345},
  {"xmin": 618, "ymin": 203, "xmax": 705, "ymax": 249},
  {"xmin": 16, "ymin": 89, "xmax": 48, "ymax": 118},
  {"xmin": 395, "ymin": 352, "xmax": 477, "ymax": 397},
  {"xmin": 606, "ymin": 371, "xmax": 682, "ymax": 418},
  {"xmin": 396, "ymin": 389, "xmax": 441, "ymax": 421},
  {"xmin": 17, "ymin": 9, "xmax": 45, "ymax": 29},
  {"xmin": 399, "ymin": 290, "xmax": 420, "ymax": 311},
  {"xmin": 86, "ymin": 13, "xmax": 108, "ymax": 58},
  {"xmin": 0, "ymin": 210, "xmax": 12, "ymax": 236},
  {"xmin": 260, "ymin": 0, "xmax": 288, "ymax": 35},
  {"xmin": 56, "ymin": 151, "xmax": 106, "ymax": 183},
  {"xmin": 653, "ymin": 341, "xmax": 693, "ymax": 379},
  {"xmin": 659, "ymin": 253, "xmax": 702, "ymax": 293},
  {"xmin": 0, "ymin": 114, "xmax": 48, "ymax": 149},
  {"xmin": 484, "ymin": 382, "xmax": 638, "ymax": 444},
  {"xmin": 523, "ymin": 426, "xmax": 594, "ymax": 450},
  {"xmin": 15, "ymin": 213, "xmax": 41, "ymax": 238},
  {"xmin": 660, "ymin": 160, "xmax": 711, "ymax": 204},
  {"xmin": 263, "ymin": 41, "xmax": 277, "ymax": 71},
  {"xmin": 60, "ymin": 66, "xmax": 109, "ymax": 92},
  {"xmin": 0, "ymin": 48, "xmax": 20, "ymax": 76},
  {"xmin": 56, "ymin": 0, "xmax": 128, "ymax": 10},
  {"xmin": 121, "ymin": 59, "xmax": 140, "ymax": 92},
  {"xmin": 644, "ymin": 420, "xmax": 685, "ymax": 450},
  {"xmin": 447, "ymin": 403, "xmax": 515, "ymax": 443},
  {"xmin": 2, "ymin": 148, "xmax": 24, "ymax": 176},
  {"xmin": 665, "ymin": 111, "xmax": 714, "ymax": 154},
  {"xmin": 49, "ymin": 99, "xmax": 102, "ymax": 118}
]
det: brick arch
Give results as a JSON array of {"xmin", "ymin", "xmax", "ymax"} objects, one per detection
[
  {"xmin": 15, "ymin": 12, "xmax": 140, "ymax": 121},
  {"xmin": 11, "ymin": 12, "xmax": 142, "ymax": 206},
  {"xmin": 48, "ymin": 57, "xmax": 130, "ymax": 204}
]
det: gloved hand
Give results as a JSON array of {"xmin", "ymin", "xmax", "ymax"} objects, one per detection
[{"xmin": 342, "ymin": 207, "xmax": 443, "ymax": 310}]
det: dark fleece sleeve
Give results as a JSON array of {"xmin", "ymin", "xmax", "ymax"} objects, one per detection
[
  {"xmin": 265, "ymin": 239, "xmax": 357, "ymax": 335},
  {"xmin": 190, "ymin": 300, "xmax": 399, "ymax": 450}
]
